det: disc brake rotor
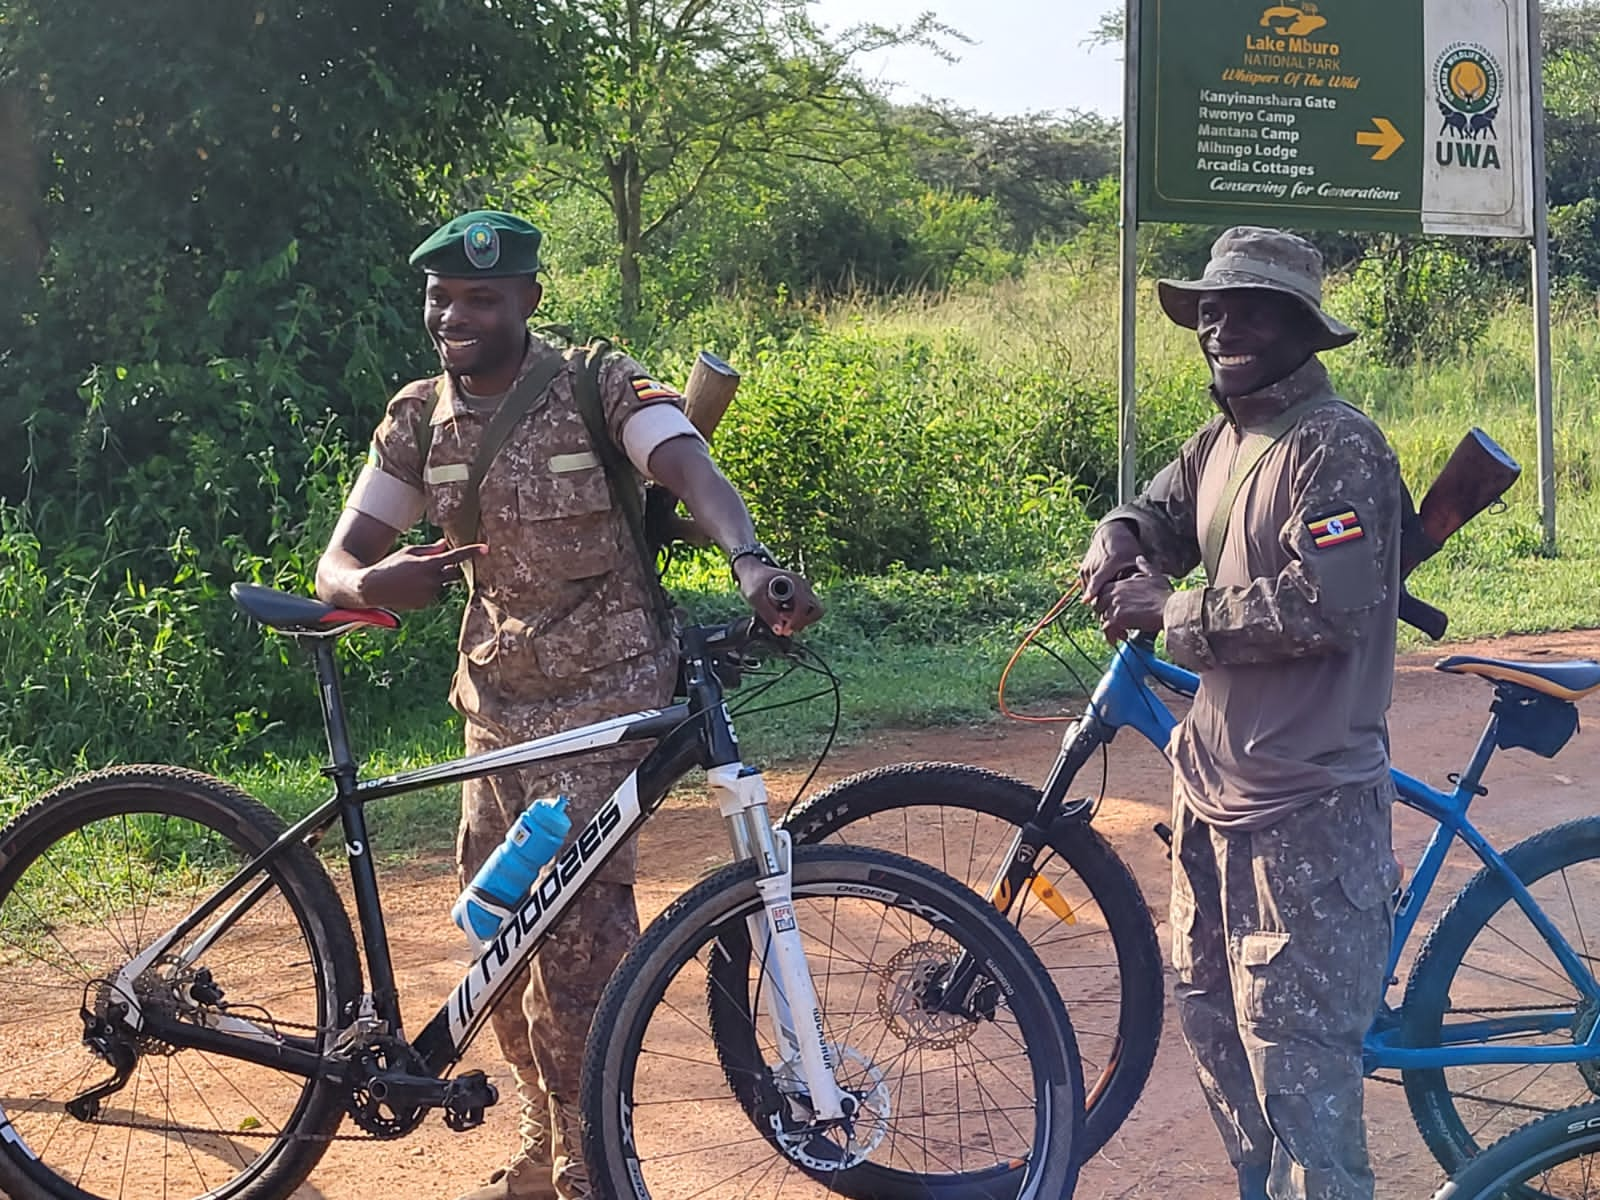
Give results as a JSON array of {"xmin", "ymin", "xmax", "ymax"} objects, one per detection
[
  {"xmin": 768, "ymin": 1044, "xmax": 890, "ymax": 1171},
  {"xmin": 878, "ymin": 940, "xmax": 979, "ymax": 1050}
]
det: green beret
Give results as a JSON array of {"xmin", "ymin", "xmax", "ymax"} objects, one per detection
[{"xmin": 409, "ymin": 210, "xmax": 542, "ymax": 278}]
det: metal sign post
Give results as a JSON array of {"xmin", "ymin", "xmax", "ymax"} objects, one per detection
[
  {"xmin": 1527, "ymin": 0, "xmax": 1556, "ymax": 552},
  {"xmin": 1119, "ymin": 0, "xmax": 1141, "ymax": 504}
]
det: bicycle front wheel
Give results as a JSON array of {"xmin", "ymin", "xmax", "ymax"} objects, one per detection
[
  {"xmin": 0, "ymin": 766, "xmax": 360, "ymax": 1200},
  {"xmin": 581, "ymin": 844, "xmax": 1084, "ymax": 1200},
  {"xmin": 785, "ymin": 761, "xmax": 1163, "ymax": 1157},
  {"xmin": 1433, "ymin": 1101, "xmax": 1600, "ymax": 1200},
  {"xmin": 1404, "ymin": 815, "xmax": 1600, "ymax": 1172}
]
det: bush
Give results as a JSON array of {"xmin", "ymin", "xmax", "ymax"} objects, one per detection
[
  {"xmin": 704, "ymin": 327, "xmax": 1096, "ymax": 575},
  {"xmin": 1330, "ymin": 238, "xmax": 1501, "ymax": 366}
]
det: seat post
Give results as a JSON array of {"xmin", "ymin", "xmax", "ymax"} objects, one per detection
[
  {"xmin": 1453, "ymin": 710, "xmax": 1502, "ymax": 802},
  {"xmin": 308, "ymin": 638, "xmax": 359, "ymax": 792}
]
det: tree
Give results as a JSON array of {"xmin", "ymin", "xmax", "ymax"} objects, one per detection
[
  {"xmin": 897, "ymin": 104, "xmax": 1120, "ymax": 248},
  {"xmin": 0, "ymin": 88, "xmax": 41, "ymax": 289},
  {"xmin": 533, "ymin": 0, "xmax": 950, "ymax": 323},
  {"xmin": 0, "ymin": 0, "xmax": 583, "ymax": 563},
  {"xmin": 1088, "ymin": 8, "xmax": 1124, "ymax": 50}
]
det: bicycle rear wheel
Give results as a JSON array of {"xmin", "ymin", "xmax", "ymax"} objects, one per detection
[
  {"xmin": 0, "ymin": 766, "xmax": 359, "ymax": 1200},
  {"xmin": 784, "ymin": 761, "xmax": 1163, "ymax": 1156},
  {"xmin": 1434, "ymin": 1101, "xmax": 1600, "ymax": 1200},
  {"xmin": 582, "ymin": 844, "xmax": 1084, "ymax": 1199},
  {"xmin": 1404, "ymin": 816, "xmax": 1600, "ymax": 1172}
]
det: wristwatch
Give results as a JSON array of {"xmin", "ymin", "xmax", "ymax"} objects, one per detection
[{"xmin": 727, "ymin": 541, "xmax": 779, "ymax": 578}]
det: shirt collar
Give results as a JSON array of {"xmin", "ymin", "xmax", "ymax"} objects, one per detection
[
  {"xmin": 433, "ymin": 333, "xmax": 542, "ymax": 424},
  {"xmin": 1211, "ymin": 356, "xmax": 1331, "ymax": 431}
]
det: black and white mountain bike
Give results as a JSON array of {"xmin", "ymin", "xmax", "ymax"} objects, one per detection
[{"xmin": 0, "ymin": 582, "xmax": 1083, "ymax": 1200}]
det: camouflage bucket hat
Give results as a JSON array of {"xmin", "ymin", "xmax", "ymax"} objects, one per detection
[{"xmin": 1157, "ymin": 226, "xmax": 1357, "ymax": 351}]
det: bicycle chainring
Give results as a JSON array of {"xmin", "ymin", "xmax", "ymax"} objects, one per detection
[{"xmin": 345, "ymin": 1045, "xmax": 428, "ymax": 1139}]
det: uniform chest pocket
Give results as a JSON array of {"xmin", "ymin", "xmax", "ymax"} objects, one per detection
[
  {"xmin": 516, "ymin": 454, "xmax": 620, "ymax": 580},
  {"xmin": 424, "ymin": 463, "xmax": 476, "ymax": 546}
]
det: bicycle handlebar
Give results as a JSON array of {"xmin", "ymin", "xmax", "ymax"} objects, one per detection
[
  {"xmin": 691, "ymin": 615, "xmax": 794, "ymax": 661},
  {"xmin": 766, "ymin": 575, "xmax": 797, "ymax": 609}
]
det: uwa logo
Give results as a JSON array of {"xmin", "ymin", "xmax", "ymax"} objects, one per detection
[{"xmin": 1434, "ymin": 42, "xmax": 1504, "ymax": 170}]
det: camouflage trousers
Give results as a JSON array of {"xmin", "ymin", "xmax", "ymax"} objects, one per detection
[
  {"xmin": 1170, "ymin": 783, "xmax": 1398, "ymax": 1200},
  {"xmin": 459, "ymin": 725, "xmax": 651, "ymax": 1199}
]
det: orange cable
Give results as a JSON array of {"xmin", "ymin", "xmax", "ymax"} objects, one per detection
[{"xmin": 998, "ymin": 580, "xmax": 1085, "ymax": 724}]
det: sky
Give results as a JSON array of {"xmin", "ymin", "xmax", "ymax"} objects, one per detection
[{"xmin": 808, "ymin": 0, "xmax": 1124, "ymax": 118}]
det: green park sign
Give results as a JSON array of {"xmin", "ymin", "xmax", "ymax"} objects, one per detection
[{"xmin": 1136, "ymin": 0, "xmax": 1534, "ymax": 237}]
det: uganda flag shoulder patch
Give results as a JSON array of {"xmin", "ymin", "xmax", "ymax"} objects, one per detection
[
  {"xmin": 630, "ymin": 375, "xmax": 680, "ymax": 402},
  {"xmin": 1307, "ymin": 508, "xmax": 1364, "ymax": 548}
]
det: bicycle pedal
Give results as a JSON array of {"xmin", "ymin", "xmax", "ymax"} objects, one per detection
[{"xmin": 442, "ymin": 1070, "xmax": 498, "ymax": 1132}]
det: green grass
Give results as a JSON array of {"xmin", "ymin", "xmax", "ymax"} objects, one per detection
[
  {"xmin": 4, "ymin": 254, "xmax": 1599, "ymax": 861},
  {"xmin": 163, "ymin": 565, "xmax": 1109, "ymax": 859}
]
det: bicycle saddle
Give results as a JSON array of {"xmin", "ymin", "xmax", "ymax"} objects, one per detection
[
  {"xmin": 230, "ymin": 582, "xmax": 400, "ymax": 635},
  {"xmin": 1435, "ymin": 654, "xmax": 1600, "ymax": 701}
]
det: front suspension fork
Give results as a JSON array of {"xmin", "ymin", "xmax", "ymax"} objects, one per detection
[{"xmin": 714, "ymin": 763, "xmax": 849, "ymax": 1122}]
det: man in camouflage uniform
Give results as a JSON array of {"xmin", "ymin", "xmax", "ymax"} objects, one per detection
[
  {"xmin": 316, "ymin": 211, "xmax": 820, "ymax": 1200},
  {"xmin": 1079, "ymin": 227, "xmax": 1402, "ymax": 1200}
]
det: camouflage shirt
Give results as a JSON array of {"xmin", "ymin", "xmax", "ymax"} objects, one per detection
[
  {"xmin": 342, "ymin": 336, "xmax": 701, "ymax": 732},
  {"xmin": 1104, "ymin": 357, "xmax": 1403, "ymax": 828}
]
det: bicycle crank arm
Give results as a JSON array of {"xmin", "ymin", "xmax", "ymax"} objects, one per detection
[{"xmin": 361, "ymin": 1068, "xmax": 499, "ymax": 1127}]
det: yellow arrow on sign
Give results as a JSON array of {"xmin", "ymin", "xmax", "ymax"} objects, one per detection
[{"xmin": 1356, "ymin": 117, "xmax": 1405, "ymax": 161}]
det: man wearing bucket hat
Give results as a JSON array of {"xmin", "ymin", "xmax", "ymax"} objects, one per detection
[
  {"xmin": 315, "ymin": 211, "xmax": 820, "ymax": 1200},
  {"xmin": 1079, "ymin": 227, "xmax": 1403, "ymax": 1200}
]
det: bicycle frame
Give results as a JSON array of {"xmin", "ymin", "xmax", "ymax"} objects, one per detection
[
  {"xmin": 996, "ymin": 635, "xmax": 1600, "ymax": 1076},
  {"xmin": 100, "ymin": 623, "xmax": 849, "ymax": 1118}
]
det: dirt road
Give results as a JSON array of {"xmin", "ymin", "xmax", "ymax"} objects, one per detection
[{"xmin": 191, "ymin": 631, "xmax": 1600, "ymax": 1199}]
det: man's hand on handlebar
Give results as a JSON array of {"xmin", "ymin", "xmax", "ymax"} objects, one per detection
[
  {"xmin": 1096, "ymin": 557, "xmax": 1172, "ymax": 645},
  {"xmin": 1078, "ymin": 520, "xmax": 1144, "ymax": 608},
  {"xmin": 733, "ymin": 558, "xmax": 822, "ymax": 638}
]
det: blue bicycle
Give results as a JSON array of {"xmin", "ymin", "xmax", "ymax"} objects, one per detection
[{"xmin": 789, "ymin": 628, "xmax": 1600, "ymax": 1173}]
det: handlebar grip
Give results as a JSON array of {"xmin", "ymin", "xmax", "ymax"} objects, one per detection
[
  {"xmin": 1399, "ymin": 589, "xmax": 1448, "ymax": 640},
  {"xmin": 767, "ymin": 575, "xmax": 796, "ymax": 611}
]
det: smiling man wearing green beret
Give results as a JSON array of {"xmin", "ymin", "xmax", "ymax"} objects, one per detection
[{"xmin": 316, "ymin": 211, "xmax": 821, "ymax": 1200}]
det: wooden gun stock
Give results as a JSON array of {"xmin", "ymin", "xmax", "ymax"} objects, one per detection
[
  {"xmin": 1399, "ymin": 428, "xmax": 1521, "ymax": 639},
  {"xmin": 682, "ymin": 351, "xmax": 740, "ymax": 443}
]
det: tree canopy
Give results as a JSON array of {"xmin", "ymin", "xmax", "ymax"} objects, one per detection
[{"xmin": 0, "ymin": 0, "xmax": 583, "ymax": 560}]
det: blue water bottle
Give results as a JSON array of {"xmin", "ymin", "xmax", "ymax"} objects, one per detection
[{"xmin": 452, "ymin": 795, "xmax": 571, "ymax": 948}]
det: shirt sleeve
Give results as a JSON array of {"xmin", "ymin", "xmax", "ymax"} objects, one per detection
[
  {"xmin": 1163, "ymin": 416, "xmax": 1402, "ymax": 671},
  {"xmin": 1099, "ymin": 423, "xmax": 1214, "ymax": 580},
  {"xmin": 343, "ymin": 381, "xmax": 431, "ymax": 532},
  {"xmin": 596, "ymin": 353, "xmax": 684, "ymax": 439}
]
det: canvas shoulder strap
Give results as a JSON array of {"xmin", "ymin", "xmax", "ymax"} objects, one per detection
[
  {"xmin": 454, "ymin": 349, "xmax": 567, "ymax": 542},
  {"xmin": 419, "ymin": 351, "xmax": 564, "ymax": 593},
  {"xmin": 1200, "ymin": 394, "xmax": 1328, "ymax": 584},
  {"xmin": 574, "ymin": 339, "xmax": 656, "ymax": 575},
  {"xmin": 574, "ymin": 339, "xmax": 674, "ymax": 632},
  {"xmin": 413, "ymin": 377, "xmax": 444, "ymax": 471}
]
